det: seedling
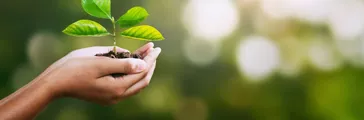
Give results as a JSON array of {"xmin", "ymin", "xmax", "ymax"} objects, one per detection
[{"xmin": 63, "ymin": 0, "xmax": 164, "ymax": 58}]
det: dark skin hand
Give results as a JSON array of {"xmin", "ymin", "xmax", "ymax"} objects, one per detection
[{"xmin": 0, "ymin": 42, "xmax": 161, "ymax": 120}]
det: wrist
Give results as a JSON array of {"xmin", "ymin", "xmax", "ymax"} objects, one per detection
[
  {"xmin": 35, "ymin": 75, "xmax": 63, "ymax": 100},
  {"xmin": 0, "ymin": 76, "xmax": 59, "ymax": 119}
]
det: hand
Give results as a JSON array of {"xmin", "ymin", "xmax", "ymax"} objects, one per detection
[
  {"xmin": 0, "ymin": 43, "xmax": 161, "ymax": 120},
  {"xmin": 39, "ymin": 43, "xmax": 161, "ymax": 105}
]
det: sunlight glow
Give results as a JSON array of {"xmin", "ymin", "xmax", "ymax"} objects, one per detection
[
  {"xmin": 308, "ymin": 40, "xmax": 342, "ymax": 71},
  {"xmin": 360, "ymin": 38, "xmax": 364, "ymax": 66},
  {"xmin": 183, "ymin": 38, "xmax": 220, "ymax": 66},
  {"xmin": 286, "ymin": 0, "xmax": 332, "ymax": 23},
  {"xmin": 261, "ymin": 0, "xmax": 335, "ymax": 24},
  {"xmin": 278, "ymin": 37, "xmax": 307, "ymax": 77},
  {"xmin": 27, "ymin": 32, "xmax": 62, "ymax": 69},
  {"xmin": 261, "ymin": 0, "xmax": 291, "ymax": 19},
  {"xmin": 182, "ymin": 0, "xmax": 239, "ymax": 41},
  {"xmin": 328, "ymin": 0, "xmax": 364, "ymax": 40},
  {"xmin": 237, "ymin": 36, "xmax": 280, "ymax": 81},
  {"xmin": 334, "ymin": 39, "xmax": 364, "ymax": 66}
]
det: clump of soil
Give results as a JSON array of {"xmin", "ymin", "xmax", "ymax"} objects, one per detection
[
  {"xmin": 95, "ymin": 51, "xmax": 142, "ymax": 77},
  {"xmin": 95, "ymin": 51, "xmax": 141, "ymax": 59}
]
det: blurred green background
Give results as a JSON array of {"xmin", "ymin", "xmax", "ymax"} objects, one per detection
[{"xmin": 2, "ymin": 0, "xmax": 364, "ymax": 119}]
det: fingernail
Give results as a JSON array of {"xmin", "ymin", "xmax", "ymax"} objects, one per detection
[
  {"xmin": 154, "ymin": 47, "xmax": 161, "ymax": 55},
  {"xmin": 148, "ymin": 42, "xmax": 154, "ymax": 47}
]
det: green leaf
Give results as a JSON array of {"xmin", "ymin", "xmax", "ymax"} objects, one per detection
[
  {"xmin": 121, "ymin": 25, "xmax": 164, "ymax": 41},
  {"xmin": 117, "ymin": 6, "xmax": 149, "ymax": 28},
  {"xmin": 82, "ymin": 0, "xmax": 111, "ymax": 19},
  {"xmin": 63, "ymin": 20, "xmax": 111, "ymax": 36}
]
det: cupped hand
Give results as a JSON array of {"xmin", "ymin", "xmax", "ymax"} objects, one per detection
[{"xmin": 38, "ymin": 43, "xmax": 161, "ymax": 105}]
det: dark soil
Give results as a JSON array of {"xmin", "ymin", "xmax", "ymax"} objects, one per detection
[
  {"xmin": 95, "ymin": 51, "xmax": 141, "ymax": 59},
  {"xmin": 95, "ymin": 51, "xmax": 142, "ymax": 77}
]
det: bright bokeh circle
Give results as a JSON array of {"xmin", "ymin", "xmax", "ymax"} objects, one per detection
[
  {"xmin": 182, "ymin": 0, "xmax": 239, "ymax": 41},
  {"xmin": 237, "ymin": 36, "xmax": 281, "ymax": 81},
  {"xmin": 183, "ymin": 38, "xmax": 220, "ymax": 66}
]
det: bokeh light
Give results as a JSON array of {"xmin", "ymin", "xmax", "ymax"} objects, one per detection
[
  {"xmin": 237, "ymin": 36, "xmax": 280, "ymax": 81},
  {"xmin": 285, "ymin": 0, "xmax": 332, "ymax": 23},
  {"xmin": 277, "ymin": 37, "xmax": 308, "ymax": 77},
  {"xmin": 260, "ymin": 0, "xmax": 292, "ymax": 19},
  {"xmin": 308, "ymin": 40, "xmax": 342, "ymax": 71},
  {"xmin": 253, "ymin": 14, "xmax": 291, "ymax": 38},
  {"xmin": 334, "ymin": 39, "xmax": 364, "ymax": 67},
  {"xmin": 182, "ymin": 0, "xmax": 239, "ymax": 41},
  {"xmin": 328, "ymin": 0, "xmax": 364, "ymax": 40},
  {"xmin": 183, "ymin": 38, "xmax": 220, "ymax": 66},
  {"xmin": 360, "ymin": 37, "xmax": 364, "ymax": 66},
  {"xmin": 261, "ymin": 0, "xmax": 333, "ymax": 23},
  {"xmin": 27, "ymin": 32, "xmax": 63, "ymax": 69}
]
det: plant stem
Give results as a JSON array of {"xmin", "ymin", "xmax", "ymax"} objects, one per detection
[{"xmin": 111, "ymin": 17, "xmax": 117, "ymax": 53}]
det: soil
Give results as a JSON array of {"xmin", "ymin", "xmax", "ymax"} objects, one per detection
[
  {"xmin": 95, "ymin": 51, "xmax": 141, "ymax": 59},
  {"xmin": 95, "ymin": 51, "xmax": 142, "ymax": 77}
]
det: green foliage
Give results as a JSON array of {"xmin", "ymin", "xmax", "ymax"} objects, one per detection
[
  {"xmin": 63, "ymin": 0, "xmax": 164, "ymax": 45},
  {"xmin": 63, "ymin": 20, "xmax": 110, "ymax": 36},
  {"xmin": 82, "ymin": 0, "xmax": 111, "ymax": 19},
  {"xmin": 117, "ymin": 6, "xmax": 149, "ymax": 28},
  {"xmin": 121, "ymin": 25, "xmax": 164, "ymax": 41}
]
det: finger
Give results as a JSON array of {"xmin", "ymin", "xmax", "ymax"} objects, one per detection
[
  {"xmin": 46, "ymin": 46, "xmax": 130, "ymax": 74},
  {"xmin": 143, "ymin": 47, "xmax": 161, "ymax": 64},
  {"xmin": 123, "ymin": 62, "xmax": 156, "ymax": 96},
  {"xmin": 142, "ymin": 47, "xmax": 154, "ymax": 58},
  {"xmin": 134, "ymin": 42, "xmax": 154, "ymax": 58},
  {"xmin": 94, "ymin": 58, "xmax": 147, "ymax": 76},
  {"xmin": 116, "ymin": 48, "xmax": 161, "ymax": 88}
]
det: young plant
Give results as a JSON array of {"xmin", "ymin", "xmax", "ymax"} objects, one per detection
[{"xmin": 62, "ymin": 0, "xmax": 164, "ymax": 57}]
